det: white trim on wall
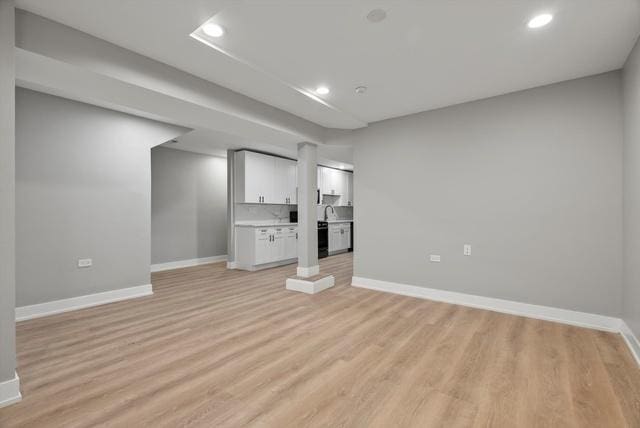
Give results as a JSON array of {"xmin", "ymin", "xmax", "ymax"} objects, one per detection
[
  {"xmin": 351, "ymin": 276, "xmax": 621, "ymax": 331},
  {"xmin": 151, "ymin": 255, "xmax": 227, "ymax": 273},
  {"xmin": 0, "ymin": 372, "xmax": 21, "ymax": 409},
  {"xmin": 16, "ymin": 284, "xmax": 153, "ymax": 322},
  {"xmin": 351, "ymin": 276, "xmax": 640, "ymax": 366}
]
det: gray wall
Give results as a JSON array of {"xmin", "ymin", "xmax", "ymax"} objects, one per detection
[
  {"xmin": 151, "ymin": 146, "xmax": 227, "ymax": 264},
  {"xmin": 352, "ymin": 72, "xmax": 623, "ymax": 316},
  {"xmin": 0, "ymin": 0, "xmax": 16, "ymax": 383},
  {"xmin": 16, "ymin": 88, "xmax": 185, "ymax": 306},
  {"xmin": 623, "ymin": 37, "xmax": 640, "ymax": 336}
]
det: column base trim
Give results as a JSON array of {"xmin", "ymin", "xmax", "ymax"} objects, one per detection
[{"xmin": 286, "ymin": 275, "xmax": 335, "ymax": 294}]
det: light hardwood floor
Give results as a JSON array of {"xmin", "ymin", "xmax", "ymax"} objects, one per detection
[{"xmin": 1, "ymin": 252, "xmax": 639, "ymax": 427}]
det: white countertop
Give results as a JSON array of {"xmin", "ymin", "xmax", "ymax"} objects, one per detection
[
  {"xmin": 235, "ymin": 219, "xmax": 353, "ymax": 227},
  {"xmin": 235, "ymin": 221, "xmax": 297, "ymax": 227}
]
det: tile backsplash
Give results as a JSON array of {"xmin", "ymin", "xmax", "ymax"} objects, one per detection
[
  {"xmin": 234, "ymin": 203, "xmax": 353, "ymax": 223},
  {"xmin": 235, "ymin": 204, "xmax": 293, "ymax": 223}
]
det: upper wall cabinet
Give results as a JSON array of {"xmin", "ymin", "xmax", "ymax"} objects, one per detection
[
  {"xmin": 235, "ymin": 151, "xmax": 352, "ymax": 206},
  {"xmin": 274, "ymin": 157, "xmax": 297, "ymax": 205},
  {"xmin": 235, "ymin": 151, "xmax": 297, "ymax": 204},
  {"xmin": 319, "ymin": 166, "xmax": 353, "ymax": 206}
]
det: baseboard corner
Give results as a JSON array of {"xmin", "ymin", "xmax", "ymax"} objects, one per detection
[
  {"xmin": 619, "ymin": 320, "xmax": 640, "ymax": 367},
  {"xmin": 0, "ymin": 372, "xmax": 21, "ymax": 409}
]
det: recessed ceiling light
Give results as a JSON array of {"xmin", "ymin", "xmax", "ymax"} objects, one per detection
[
  {"xmin": 527, "ymin": 13, "xmax": 553, "ymax": 29},
  {"xmin": 355, "ymin": 86, "xmax": 367, "ymax": 94},
  {"xmin": 367, "ymin": 9, "xmax": 387, "ymax": 23},
  {"xmin": 202, "ymin": 23, "xmax": 225, "ymax": 37},
  {"xmin": 315, "ymin": 86, "xmax": 330, "ymax": 95}
]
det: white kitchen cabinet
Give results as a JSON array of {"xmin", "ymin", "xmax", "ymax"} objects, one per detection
[
  {"xmin": 273, "ymin": 227, "xmax": 287, "ymax": 261},
  {"xmin": 254, "ymin": 227, "xmax": 276, "ymax": 265},
  {"xmin": 235, "ymin": 151, "xmax": 275, "ymax": 203},
  {"xmin": 235, "ymin": 151, "xmax": 298, "ymax": 204},
  {"xmin": 345, "ymin": 173, "xmax": 353, "ymax": 206},
  {"xmin": 235, "ymin": 225, "xmax": 298, "ymax": 270},
  {"xmin": 321, "ymin": 167, "xmax": 340, "ymax": 197},
  {"xmin": 319, "ymin": 166, "xmax": 353, "ymax": 206},
  {"xmin": 328, "ymin": 222, "xmax": 351, "ymax": 254},
  {"xmin": 284, "ymin": 226, "xmax": 298, "ymax": 259},
  {"xmin": 274, "ymin": 157, "xmax": 297, "ymax": 205}
]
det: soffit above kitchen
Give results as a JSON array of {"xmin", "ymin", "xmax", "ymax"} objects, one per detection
[{"xmin": 16, "ymin": 0, "xmax": 640, "ymax": 129}]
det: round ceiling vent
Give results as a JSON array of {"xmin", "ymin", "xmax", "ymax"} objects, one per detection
[{"xmin": 366, "ymin": 9, "xmax": 387, "ymax": 23}]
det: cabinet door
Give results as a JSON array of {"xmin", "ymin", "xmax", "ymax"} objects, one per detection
[
  {"xmin": 317, "ymin": 166, "xmax": 322, "ymax": 202},
  {"xmin": 322, "ymin": 167, "xmax": 337, "ymax": 196},
  {"xmin": 336, "ymin": 171, "xmax": 348, "ymax": 206},
  {"xmin": 273, "ymin": 158, "xmax": 297, "ymax": 205},
  {"xmin": 284, "ymin": 228, "xmax": 297, "ymax": 259},
  {"xmin": 346, "ymin": 173, "xmax": 353, "ymax": 206},
  {"xmin": 344, "ymin": 225, "xmax": 351, "ymax": 249},
  {"xmin": 288, "ymin": 161, "xmax": 297, "ymax": 205},
  {"xmin": 329, "ymin": 226, "xmax": 341, "ymax": 252},
  {"xmin": 254, "ymin": 229, "xmax": 272, "ymax": 264},
  {"xmin": 245, "ymin": 151, "xmax": 275, "ymax": 203},
  {"xmin": 273, "ymin": 228, "xmax": 287, "ymax": 261}
]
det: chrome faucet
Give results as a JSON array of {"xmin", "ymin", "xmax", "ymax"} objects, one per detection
[{"xmin": 324, "ymin": 205, "xmax": 335, "ymax": 221}]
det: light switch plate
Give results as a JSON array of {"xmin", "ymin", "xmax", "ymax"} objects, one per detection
[
  {"xmin": 430, "ymin": 255, "xmax": 441, "ymax": 262},
  {"xmin": 464, "ymin": 244, "xmax": 471, "ymax": 256}
]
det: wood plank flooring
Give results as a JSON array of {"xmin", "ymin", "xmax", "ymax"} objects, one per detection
[{"xmin": 1, "ymin": 252, "xmax": 639, "ymax": 427}]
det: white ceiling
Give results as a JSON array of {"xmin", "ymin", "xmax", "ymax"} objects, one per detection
[{"xmin": 16, "ymin": 0, "xmax": 640, "ymax": 130}]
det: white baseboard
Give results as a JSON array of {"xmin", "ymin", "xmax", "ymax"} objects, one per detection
[
  {"xmin": 286, "ymin": 275, "xmax": 335, "ymax": 294},
  {"xmin": 16, "ymin": 284, "xmax": 153, "ymax": 322},
  {"xmin": 297, "ymin": 265, "xmax": 320, "ymax": 278},
  {"xmin": 0, "ymin": 372, "xmax": 21, "ymax": 409},
  {"xmin": 151, "ymin": 255, "xmax": 227, "ymax": 272},
  {"xmin": 351, "ymin": 276, "xmax": 621, "ymax": 332},
  {"xmin": 226, "ymin": 261, "xmax": 238, "ymax": 269},
  {"xmin": 619, "ymin": 321, "xmax": 640, "ymax": 367}
]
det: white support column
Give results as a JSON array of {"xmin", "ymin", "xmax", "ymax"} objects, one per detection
[
  {"xmin": 226, "ymin": 149, "xmax": 236, "ymax": 269},
  {"xmin": 286, "ymin": 142, "xmax": 334, "ymax": 294},
  {"xmin": 296, "ymin": 142, "xmax": 319, "ymax": 277},
  {"xmin": 0, "ymin": 0, "xmax": 21, "ymax": 408}
]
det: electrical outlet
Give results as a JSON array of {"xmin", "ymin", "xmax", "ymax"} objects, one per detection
[
  {"xmin": 78, "ymin": 258, "xmax": 92, "ymax": 268},
  {"xmin": 464, "ymin": 244, "xmax": 471, "ymax": 256},
  {"xmin": 430, "ymin": 255, "xmax": 441, "ymax": 263}
]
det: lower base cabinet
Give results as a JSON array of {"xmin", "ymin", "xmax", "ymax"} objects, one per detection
[
  {"xmin": 236, "ymin": 226, "xmax": 298, "ymax": 270},
  {"xmin": 329, "ymin": 223, "xmax": 351, "ymax": 254}
]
